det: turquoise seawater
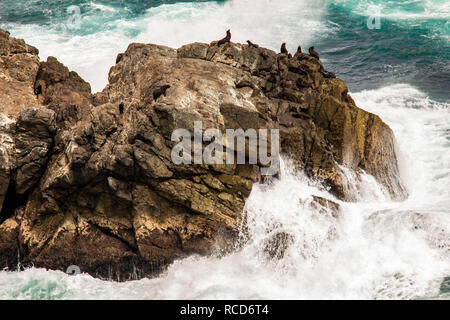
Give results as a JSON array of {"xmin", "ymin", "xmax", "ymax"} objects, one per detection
[
  {"xmin": 0, "ymin": 0, "xmax": 448, "ymax": 99},
  {"xmin": 323, "ymin": 0, "xmax": 449, "ymax": 100},
  {"xmin": 0, "ymin": 0, "xmax": 449, "ymax": 299}
]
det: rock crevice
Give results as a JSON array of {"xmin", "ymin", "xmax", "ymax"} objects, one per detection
[{"xmin": 0, "ymin": 29, "xmax": 407, "ymax": 279}]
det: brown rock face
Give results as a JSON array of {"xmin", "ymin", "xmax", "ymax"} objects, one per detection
[
  {"xmin": 0, "ymin": 29, "xmax": 407, "ymax": 279},
  {"xmin": 0, "ymin": 30, "xmax": 45, "ymax": 223}
]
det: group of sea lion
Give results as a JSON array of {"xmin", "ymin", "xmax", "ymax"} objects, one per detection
[
  {"xmin": 281, "ymin": 42, "xmax": 320, "ymax": 61},
  {"xmin": 137, "ymin": 29, "xmax": 336, "ymax": 114},
  {"xmin": 279, "ymin": 42, "xmax": 336, "ymax": 79},
  {"xmin": 216, "ymin": 30, "xmax": 336, "ymax": 79}
]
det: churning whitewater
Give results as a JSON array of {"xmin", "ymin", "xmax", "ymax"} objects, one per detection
[
  {"xmin": 0, "ymin": 0, "xmax": 328, "ymax": 92},
  {"xmin": 1, "ymin": 83, "xmax": 449, "ymax": 299},
  {"xmin": 0, "ymin": 0, "xmax": 448, "ymax": 299}
]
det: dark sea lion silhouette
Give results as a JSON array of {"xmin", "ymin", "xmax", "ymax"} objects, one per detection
[
  {"xmin": 260, "ymin": 51, "xmax": 269, "ymax": 60},
  {"xmin": 280, "ymin": 43, "xmax": 288, "ymax": 54},
  {"xmin": 309, "ymin": 46, "xmax": 320, "ymax": 60},
  {"xmin": 217, "ymin": 29, "xmax": 231, "ymax": 46},
  {"xmin": 294, "ymin": 45, "xmax": 302, "ymax": 58},
  {"xmin": 321, "ymin": 69, "xmax": 336, "ymax": 79},
  {"xmin": 296, "ymin": 77, "xmax": 310, "ymax": 88},
  {"xmin": 153, "ymin": 85, "xmax": 171, "ymax": 100},
  {"xmin": 247, "ymin": 40, "xmax": 259, "ymax": 48},
  {"xmin": 116, "ymin": 53, "xmax": 124, "ymax": 64},
  {"xmin": 236, "ymin": 80, "xmax": 256, "ymax": 89}
]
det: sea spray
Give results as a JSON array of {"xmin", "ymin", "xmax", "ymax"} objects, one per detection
[
  {"xmin": 0, "ymin": 0, "xmax": 448, "ymax": 300},
  {"xmin": 0, "ymin": 0, "xmax": 328, "ymax": 92}
]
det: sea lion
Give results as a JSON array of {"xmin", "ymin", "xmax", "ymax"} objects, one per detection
[
  {"xmin": 260, "ymin": 51, "xmax": 269, "ymax": 60},
  {"xmin": 296, "ymin": 77, "xmax": 310, "ymax": 88},
  {"xmin": 116, "ymin": 53, "xmax": 124, "ymax": 64},
  {"xmin": 321, "ymin": 70, "xmax": 336, "ymax": 79},
  {"xmin": 319, "ymin": 65, "xmax": 336, "ymax": 78},
  {"xmin": 217, "ymin": 29, "xmax": 231, "ymax": 46},
  {"xmin": 309, "ymin": 46, "xmax": 320, "ymax": 60},
  {"xmin": 267, "ymin": 72, "xmax": 278, "ymax": 83},
  {"xmin": 153, "ymin": 85, "xmax": 171, "ymax": 100},
  {"xmin": 294, "ymin": 45, "xmax": 302, "ymax": 59},
  {"xmin": 289, "ymin": 65, "xmax": 308, "ymax": 76},
  {"xmin": 247, "ymin": 40, "xmax": 259, "ymax": 48},
  {"xmin": 251, "ymin": 69, "xmax": 261, "ymax": 77},
  {"xmin": 236, "ymin": 80, "xmax": 256, "ymax": 90},
  {"xmin": 280, "ymin": 43, "xmax": 288, "ymax": 55},
  {"xmin": 277, "ymin": 55, "xmax": 289, "ymax": 74}
]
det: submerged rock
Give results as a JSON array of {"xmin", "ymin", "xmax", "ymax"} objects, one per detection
[
  {"xmin": 0, "ymin": 29, "xmax": 407, "ymax": 279},
  {"xmin": 440, "ymin": 277, "xmax": 450, "ymax": 294}
]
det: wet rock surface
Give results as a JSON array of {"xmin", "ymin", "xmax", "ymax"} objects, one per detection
[{"xmin": 0, "ymin": 29, "xmax": 407, "ymax": 279}]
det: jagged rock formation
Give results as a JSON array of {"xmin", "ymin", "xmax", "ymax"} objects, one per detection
[{"xmin": 0, "ymin": 29, "xmax": 407, "ymax": 279}]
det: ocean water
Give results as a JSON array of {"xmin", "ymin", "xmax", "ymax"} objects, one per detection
[{"xmin": 0, "ymin": 0, "xmax": 449, "ymax": 299}]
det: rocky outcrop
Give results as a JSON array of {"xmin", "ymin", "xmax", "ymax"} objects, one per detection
[
  {"xmin": 0, "ymin": 29, "xmax": 407, "ymax": 279},
  {"xmin": 0, "ymin": 29, "xmax": 43, "ymax": 219}
]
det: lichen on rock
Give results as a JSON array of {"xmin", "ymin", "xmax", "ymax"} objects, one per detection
[{"xmin": 0, "ymin": 29, "xmax": 407, "ymax": 279}]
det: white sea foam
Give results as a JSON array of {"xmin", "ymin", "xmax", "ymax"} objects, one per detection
[
  {"xmin": 1, "ymin": 83, "xmax": 449, "ymax": 299},
  {"xmin": 332, "ymin": 0, "xmax": 450, "ymax": 42},
  {"xmin": 351, "ymin": 84, "xmax": 450, "ymax": 210},
  {"xmin": 0, "ymin": 0, "xmax": 328, "ymax": 92},
  {"xmin": 335, "ymin": 0, "xmax": 450, "ymax": 20},
  {"xmin": 0, "ymin": 1, "xmax": 448, "ymax": 300},
  {"xmin": 88, "ymin": 2, "xmax": 118, "ymax": 13}
]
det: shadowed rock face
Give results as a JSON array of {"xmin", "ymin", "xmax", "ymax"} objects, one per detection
[{"xmin": 0, "ymin": 29, "xmax": 407, "ymax": 280}]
